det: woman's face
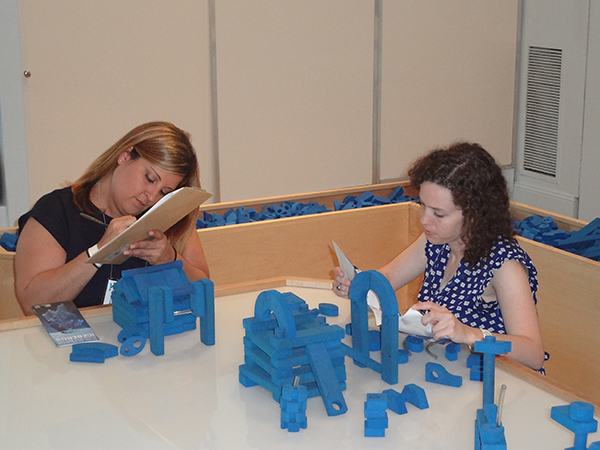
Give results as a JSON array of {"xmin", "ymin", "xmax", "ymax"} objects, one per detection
[
  {"xmin": 107, "ymin": 150, "xmax": 183, "ymax": 217},
  {"xmin": 418, "ymin": 181, "xmax": 464, "ymax": 247}
]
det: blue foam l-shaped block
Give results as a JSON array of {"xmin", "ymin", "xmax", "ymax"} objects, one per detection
[{"xmin": 425, "ymin": 362, "xmax": 462, "ymax": 387}]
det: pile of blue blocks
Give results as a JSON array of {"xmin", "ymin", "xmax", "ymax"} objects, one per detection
[
  {"xmin": 197, "ymin": 186, "xmax": 418, "ymax": 228},
  {"xmin": 111, "ymin": 260, "xmax": 215, "ymax": 355},
  {"xmin": 333, "ymin": 186, "xmax": 418, "ymax": 211},
  {"xmin": 514, "ymin": 215, "xmax": 600, "ymax": 262},
  {"xmin": 239, "ymin": 290, "xmax": 347, "ymax": 415}
]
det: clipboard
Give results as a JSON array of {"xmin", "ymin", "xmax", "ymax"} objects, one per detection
[{"xmin": 86, "ymin": 187, "xmax": 212, "ymax": 265}]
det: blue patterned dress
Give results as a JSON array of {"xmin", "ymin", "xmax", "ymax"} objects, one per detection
[
  {"xmin": 417, "ymin": 236, "xmax": 548, "ymax": 373},
  {"xmin": 418, "ymin": 236, "xmax": 538, "ymax": 333}
]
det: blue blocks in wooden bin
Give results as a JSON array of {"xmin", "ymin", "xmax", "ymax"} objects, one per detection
[
  {"xmin": 111, "ymin": 260, "xmax": 215, "ymax": 356},
  {"xmin": 239, "ymin": 290, "xmax": 348, "ymax": 416},
  {"xmin": 551, "ymin": 401, "xmax": 598, "ymax": 450},
  {"xmin": 280, "ymin": 383, "xmax": 308, "ymax": 432}
]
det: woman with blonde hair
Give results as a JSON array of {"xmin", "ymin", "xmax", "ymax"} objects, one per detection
[{"xmin": 15, "ymin": 121, "xmax": 209, "ymax": 314}]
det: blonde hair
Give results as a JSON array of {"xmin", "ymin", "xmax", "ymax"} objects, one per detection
[{"xmin": 72, "ymin": 121, "xmax": 200, "ymax": 250}]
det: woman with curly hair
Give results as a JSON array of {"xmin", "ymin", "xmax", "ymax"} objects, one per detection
[
  {"xmin": 333, "ymin": 142, "xmax": 545, "ymax": 371},
  {"xmin": 15, "ymin": 122, "xmax": 210, "ymax": 315}
]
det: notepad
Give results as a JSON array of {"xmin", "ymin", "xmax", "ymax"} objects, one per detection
[{"xmin": 86, "ymin": 187, "xmax": 212, "ymax": 265}]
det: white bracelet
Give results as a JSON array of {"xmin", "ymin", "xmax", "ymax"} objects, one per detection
[
  {"xmin": 86, "ymin": 245, "xmax": 103, "ymax": 269},
  {"xmin": 481, "ymin": 329, "xmax": 492, "ymax": 339}
]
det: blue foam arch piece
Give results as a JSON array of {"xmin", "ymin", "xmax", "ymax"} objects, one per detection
[
  {"xmin": 348, "ymin": 270, "xmax": 399, "ymax": 384},
  {"xmin": 254, "ymin": 290, "xmax": 297, "ymax": 339}
]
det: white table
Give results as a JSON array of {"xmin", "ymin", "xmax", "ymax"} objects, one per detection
[{"xmin": 1, "ymin": 285, "xmax": 598, "ymax": 450}]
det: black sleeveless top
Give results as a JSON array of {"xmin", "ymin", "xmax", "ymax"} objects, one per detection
[{"xmin": 18, "ymin": 187, "xmax": 146, "ymax": 308}]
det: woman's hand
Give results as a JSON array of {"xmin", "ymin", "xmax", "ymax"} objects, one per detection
[
  {"xmin": 412, "ymin": 301, "xmax": 480, "ymax": 345},
  {"xmin": 122, "ymin": 229, "xmax": 176, "ymax": 266},
  {"xmin": 333, "ymin": 267, "xmax": 351, "ymax": 299},
  {"xmin": 97, "ymin": 215, "xmax": 137, "ymax": 248}
]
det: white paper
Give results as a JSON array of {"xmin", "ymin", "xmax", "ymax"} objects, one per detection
[
  {"xmin": 333, "ymin": 240, "xmax": 383, "ymax": 325},
  {"xmin": 398, "ymin": 307, "xmax": 434, "ymax": 339}
]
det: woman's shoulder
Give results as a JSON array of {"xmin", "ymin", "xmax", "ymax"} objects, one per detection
[{"xmin": 18, "ymin": 187, "xmax": 75, "ymax": 231}]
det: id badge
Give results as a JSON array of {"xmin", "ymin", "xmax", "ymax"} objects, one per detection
[{"xmin": 103, "ymin": 278, "xmax": 117, "ymax": 305}]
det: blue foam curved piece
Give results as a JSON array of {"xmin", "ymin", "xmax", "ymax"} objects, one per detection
[{"xmin": 254, "ymin": 290, "xmax": 297, "ymax": 339}]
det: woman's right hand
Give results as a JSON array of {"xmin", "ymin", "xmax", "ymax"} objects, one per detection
[
  {"xmin": 97, "ymin": 215, "xmax": 137, "ymax": 248},
  {"xmin": 333, "ymin": 267, "xmax": 351, "ymax": 299}
]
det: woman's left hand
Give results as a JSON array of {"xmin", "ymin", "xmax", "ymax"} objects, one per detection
[
  {"xmin": 412, "ymin": 301, "xmax": 479, "ymax": 345},
  {"xmin": 123, "ymin": 229, "xmax": 176, "ymax": 266}
]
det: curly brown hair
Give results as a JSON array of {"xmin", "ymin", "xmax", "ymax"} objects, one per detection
[{"xmin": 408, "ymin": 142, "xmax": 515, "ymax": 265}]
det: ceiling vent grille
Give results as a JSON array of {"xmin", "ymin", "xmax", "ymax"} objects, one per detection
[{"xmin": 523, "ymin": 46, "xmax": 562, "ymax": 177}]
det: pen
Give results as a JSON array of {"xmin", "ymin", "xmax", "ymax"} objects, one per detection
[{"xmin": 80, "ymin": 213, "xmax": 108, "ymax": 227}]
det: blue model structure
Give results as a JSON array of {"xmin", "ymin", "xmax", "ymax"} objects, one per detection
[
  {"xmin": 473, "ymin": 335, "xmax": 512, "ymax": 450},
  {"xmin": 239, "ymin": 290, "xmax": 348, "ymax": 416},
  {"xmin": 551, "ymin": 401, "xmax": 598, "ymax": 450},
  {"xmin": 111, "ymin": 260, "xmax": 215, "ymax": 356},
  {"xmin": 344, "ymin": 270, "xmax": 400, "ymax": 385}
]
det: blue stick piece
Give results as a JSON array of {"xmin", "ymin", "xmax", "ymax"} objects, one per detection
[
  {"xmin": 70, "ymin": 342, "xmax": 118, "ymax": 363},
  {"xmin": 347, "ymin": 270, "xmax": 399, "ymax": 384},
  {"xmin": 551, "ymin": 401, "xmax": 598, "ymax": 450},
  {"xmin": 305, "ymin": 342, "xmax": 348, "ymax": 416},
  {"xmin": 318, "ymin": 303, "xmax": 339, "ymax": 317},
  {"xmin": 425, "ymin": 362, "xmax": 462, "ymax": 387}
]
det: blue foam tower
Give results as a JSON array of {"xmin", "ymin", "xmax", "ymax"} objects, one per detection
[
  {"xmin": 111, "ymin": 260, "xmax": 215, "ymax": 356},
  {"xmin": 472, "ymin": 335, "xmax": 512, "ymax": 450},
  {"xmin": 239, "ymin": 290, "xmax": 348, "ymax": 416},
  {"xmin": 344, "ymin": 270, "xmax": 399, "ymax": 385}
]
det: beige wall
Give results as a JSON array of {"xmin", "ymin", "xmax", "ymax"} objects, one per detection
[
  {"xmin": 18, "ymin": 0, "xmax": 213, "ymax": 206},
  {"xmin": 15, "ymin": 0, "xmax": 518, "ymax": 211}
]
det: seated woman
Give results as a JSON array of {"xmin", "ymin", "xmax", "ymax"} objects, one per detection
[
  {"xmin": 15, "ymin": 121, "xmax": 209, "ymax": 315},
  {"xmin": 333, "ymin": 142, "xmax": 546, "ymax": 371}
]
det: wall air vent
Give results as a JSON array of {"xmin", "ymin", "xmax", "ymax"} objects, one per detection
[{"xmin": 523, "ymin": 46, "xmax": 562, "ymax": 177}]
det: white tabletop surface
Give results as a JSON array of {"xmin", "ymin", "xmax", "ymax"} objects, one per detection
[{"xmin": 1, "ymin": 286, "xmax": 598, "ymax": 450}]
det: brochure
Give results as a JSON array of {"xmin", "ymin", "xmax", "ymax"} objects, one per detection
[{"xmin": 32, "ymin": 301, "xmax": 99, "ymax": 347}]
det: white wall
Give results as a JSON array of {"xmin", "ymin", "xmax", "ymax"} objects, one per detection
[
  {"xmin": 2, "ymin": 0, "xmax": 520, "ymax": 223},
  {"xmin": 0, "ymin": 0, "xmax": 29, "ymax": 228}
]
